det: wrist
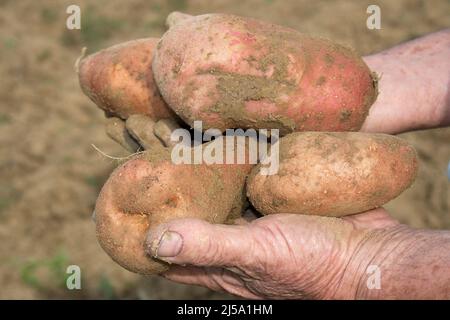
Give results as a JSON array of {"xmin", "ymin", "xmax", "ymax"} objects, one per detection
[
  {"xmin": 353, "ymin": 225, "xmax": 416, "ymax": 299},
  {"xmin": 361, "ymin": 55, "xmax": 422, "ymax": 134},
  {"xmin": 339, "ymin": 225, "xmax": 450, "ymax": 299},
  {"xmin": 333, "ymin": 225, "xmax": 417, "ymax": 299},
  {"xmin": 362, "ymin": 29, "xmax": 450, "ymax": 133}
]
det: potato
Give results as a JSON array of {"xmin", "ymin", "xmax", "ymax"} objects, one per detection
[
  {"xmin": 153, "ymin": 13, "xmax": 378, "ymax": 135},
  {"xmin": 247, "ymin": 132, "xmax": 418, "ymax": 217},
  {"xmin": 78, "ymin": 38, "xmax": 176, "ymax": 120},
  {"xmin": 94, "ymin": 140, "xmax": 252, "ymax": 275}
]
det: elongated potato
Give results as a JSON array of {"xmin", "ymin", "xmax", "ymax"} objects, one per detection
[
  {"xmin": 78, "ymin": 38, "xmax": 176, "ymax": 120},
  {"xmin": 247, "ymin": 132, "xmax": 418, "ymax": 217},
  {"xmin": 95, "ymin": 140, "xmax": 252, "ymax": 275},
  {"xmin": 153, "ymin": 14, "xmax": 377, "ymax": 135}
]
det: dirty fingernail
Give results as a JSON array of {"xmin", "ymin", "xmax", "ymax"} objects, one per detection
[{"xmin": 152, "ymin": 231, "xmax": 183, "ymax": 258}]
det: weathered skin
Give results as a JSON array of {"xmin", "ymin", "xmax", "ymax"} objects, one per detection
[
  {"xmin": 153, "ymin": 14, "xmax": 378, "ymax": 135},
  {"xmin": 78, "ymin": 38, "xmax": 176, "ymax": 120},
  {"xmin": 247, "ymin": 132, "xmax": 418, "ymax": 217},
  {"xmin": 94, "ymin": 138, "xmax": 253, "ymax": 275}
]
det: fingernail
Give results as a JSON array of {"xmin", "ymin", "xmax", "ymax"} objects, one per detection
[{"xmin": 151, "ymin": 231, "xmax": 183, "ymax": 258}]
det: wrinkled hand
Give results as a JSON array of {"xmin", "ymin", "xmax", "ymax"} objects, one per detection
[{"xmin": 145, "ymin": 208, "xmax": 401, "ymax": 299}]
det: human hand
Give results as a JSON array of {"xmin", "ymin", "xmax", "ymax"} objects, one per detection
[
  {"xmin": 94, "ymin": 29, "xmax": 450, "ymax": 300},
  {"xmin": 104, "ymin": 115, "xmax": 180, "ymax": 152},
  {"xmin": 361, "ymin": 29, "xmax": 450, "ymax": 134},
  {"xmin": 145, "ymin": 208, "xmax": 404, "ymax": 299}
]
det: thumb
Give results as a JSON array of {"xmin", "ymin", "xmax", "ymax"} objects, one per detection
[{"xmin": 145, "ymin": 218, "xmax": 254, "ymax": 267}]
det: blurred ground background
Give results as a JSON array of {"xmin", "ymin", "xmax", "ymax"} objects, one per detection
[{"xmin": 0, "ymin": 0, "xmax": 448, "ymax": 299}]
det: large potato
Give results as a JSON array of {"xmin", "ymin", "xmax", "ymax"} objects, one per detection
[
  {"xmin": 95, "ymin": 142, "xmax": 252, "ymax": 275},
  {"xmin": 78, "ymin": 38, "xmax": 176, "ymax": 120},
  {"xmin": 153, "ymin": 14, "xmax": 378, "ymax": 135},
  {"xmin": 247, "ymin": 132, "xmax": 418, "ymax": 217}
]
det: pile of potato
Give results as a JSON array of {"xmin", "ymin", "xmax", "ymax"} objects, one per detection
[{"xmin": 78, "ymin": 13, "xmax": 418, "ymax": 275}]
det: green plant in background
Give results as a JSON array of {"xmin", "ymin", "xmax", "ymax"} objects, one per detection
[
  {"xmin": 0, "ymin": 196, "xmax": 13, "ymax": 215},
  {"xmin": 0, "ymin": 186, "xmax": 19, "ymax": 217},
  {"xmin": 48, "ymin": 252, "xmax": 70, "ymax": 288},
  {"xmin": 20, "ymin": 261, "xmax": 41, "ymax": 289},
  {"xmin": 0, "ymin": 113, "xmax": 11, "ymax": 124},
  {"xmin": 40, "ymin": 7, "xmax": 58, "ymax": 25},
  {"xmin": 80, "ymin": 10, "xmax": 123, "ymax": 49},
  {"xmin": 84, "ymin": 175, "xmax": 104, "ymax": 190},
  {"xmin": 97, "ymin": 275, "xmax": 116, "ymax": 299},
  {"xmin": 167, "ymin": 0, "xmax": 187, "ymax": 11},
  {"xmin": 145, "ymin": 0, "xmax": 188, "ymax": 32},
  {"xmin": 2, "ymin": 37, "xmax": 17, "ymax": 50},
  {"xmin": 20, "ymin": 251, "xmax": 70, "ymax": 291},
  {"xmin": 19, "ymin": 251, "xmax": 119, "ymax": 299},
  {"xmin": 36, "ymin": 49, "xmax": 52, "ymax": 63},
  {"xmin": 61, "ymin": 5, "xmax": 123, "ymax": 51},
  {"xmin": 60, "ymin": 0, "xmax": 190, "ymax": 50}
]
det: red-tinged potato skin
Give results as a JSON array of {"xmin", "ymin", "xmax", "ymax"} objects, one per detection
[
  {"xmin": 153, "ymin": 14, "xmax": 378, "ymax": 135},
  {"xmin": 95, "ymin": 149, "xmax": 252, "ymax": 275},
  {"xmin": 247, "ymin": 132, "xmax": 418, "ymax": 217},
  {"xmin": 78, "ymin": 38, "xmax": 176, "ymax": 120}
]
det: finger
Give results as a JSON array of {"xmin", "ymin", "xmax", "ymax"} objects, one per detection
[
  {"xmin": 230, "ymin": 217, "xmax": 250, "ymax": 226},
  {"xmin": 125, "ymin": 115, "xmax": 163, "ymax": 150},
  {"xmin": 153, "ymin": 118, "xmax": 180, "ymax": 148},
  {"xmin": 164, "ymin": 265, "xmax": 223, "ymax": 291},
  {"xmin": 343, "ymin": 207, "xmax": 400, "ymax": 229},
  {"xmin": 105, "ymin": 117, "xmax": 140, "ymax": 153},
  {"xmin": 164, "ymin": 265, "xmax": 261, "ymax": 299},
  {"xmin": 146, "ymin": 218, "xmax": 256, "ymax": 268}
]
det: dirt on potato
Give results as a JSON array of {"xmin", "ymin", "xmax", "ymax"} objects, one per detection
[
  {"xmin": 248, "ymin": 132, "xmax": 419, "ymax": 217},
  {"xmin": 0, "ymin": 0, "xmax": 449, "ymax": 299},
  {"xmin": 154, "ymin": 13, "xmax": 376, "ymax": 134}
]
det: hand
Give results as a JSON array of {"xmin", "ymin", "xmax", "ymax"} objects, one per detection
[
  {"xmin": 145, "ymin": 208, "xmax": 402, "ymax": 299},
  {"xmin": 104, "ymin": 115, "xmax": 180, "ymax": 152},
  {"xmin": 101, "ymin": 29, "xmax": 450, "ymax": 299},
  {"xmin": 361, "ymin": 29, "xmax": 450, "ymax": 134}
]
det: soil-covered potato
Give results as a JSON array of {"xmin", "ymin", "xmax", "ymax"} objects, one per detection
[
  {"xmin": 94, "ymin": 141, "xmax": 252, "ymax": 275},
  {"xmin": 247, "ymin": 132, "xmax": 418, "ymax": 217},
  {"xmin": 153, "ymin": 13, "xmax": 378, "ymax": 135},
  {"xmin": 78, "ymin": 38, "xmax": 176, "ymax": 120}
]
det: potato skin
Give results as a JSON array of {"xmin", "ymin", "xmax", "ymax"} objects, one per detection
[
  {"xmin": 78, "ymin": 38, "xmax": 176, "ymax": 120},
  {"xmin": 247, "ymin": 132, "xmax": 418, "ymax": 217},
  {"xmin": 95, "ymin": 147, "xmax": 252, "ymax": 275},
  {"xmin": 153, "ymin": 14, "xmax": 377, "ymax": 135}
]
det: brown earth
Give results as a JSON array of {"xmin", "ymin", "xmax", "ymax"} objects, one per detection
[{"xmin": 0, "ymin": 0, "xmax": 448, "ymax": 299}]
